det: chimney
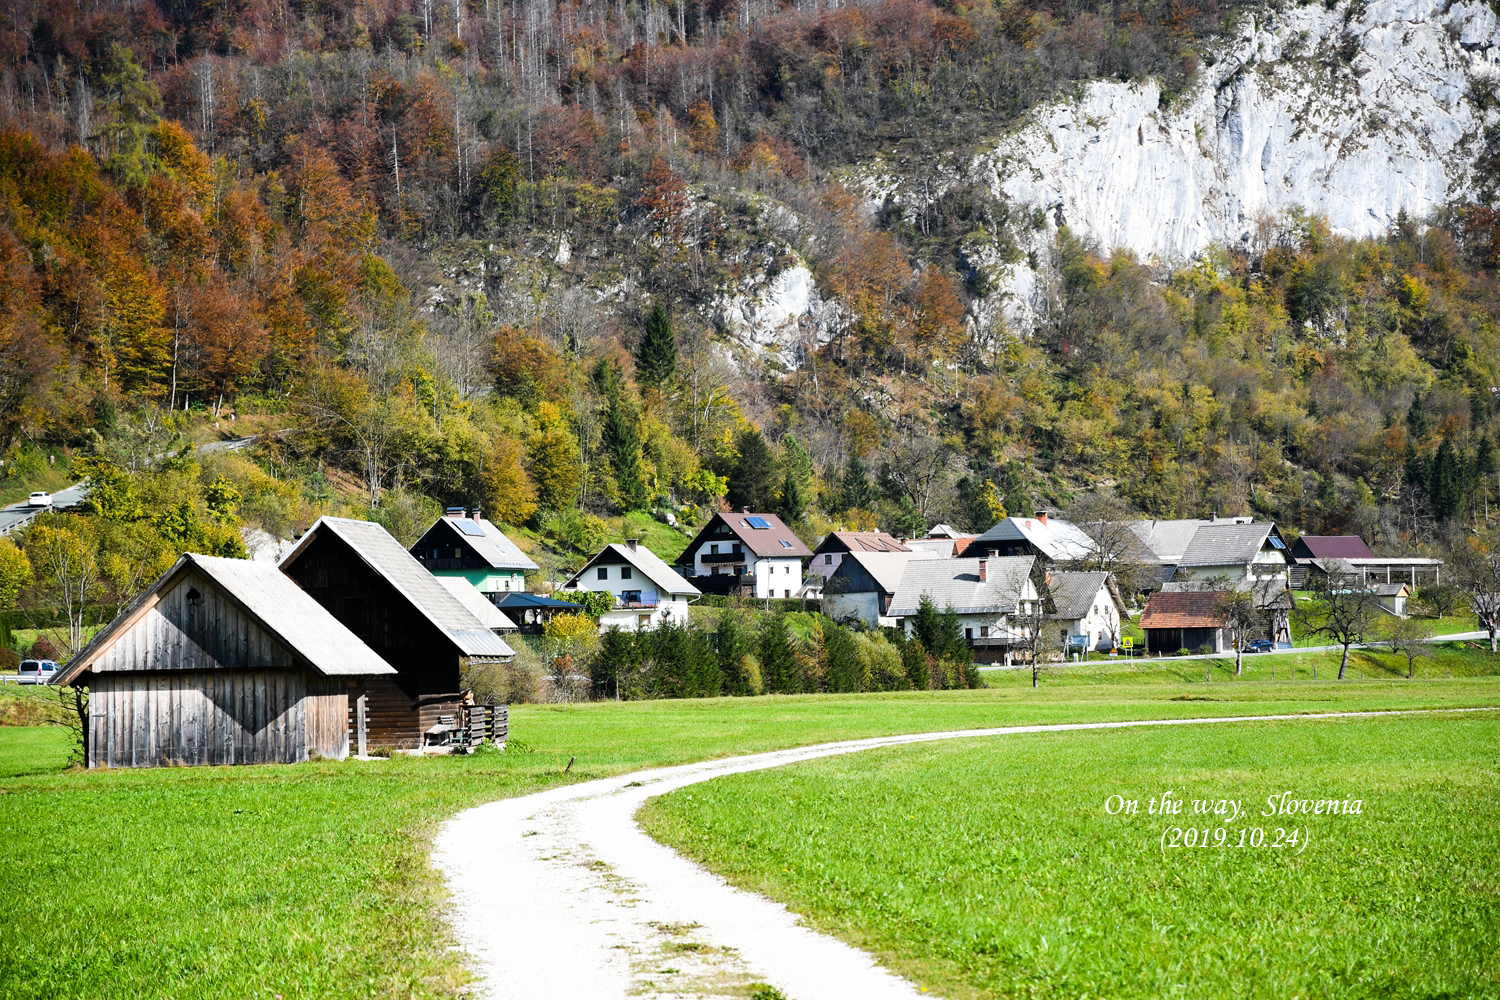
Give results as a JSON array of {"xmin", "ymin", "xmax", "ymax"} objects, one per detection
[
  {"xmin": 470, "ymin": 505, "xmax": 482, "ymax": 523},
  {"xmin": 626, "ymin": 538, "xmax": 639, "ymax": 551},
  {"xmin": 444, "ymin": 506, "xmax": 465, "ymax": 519},
  {"xmin": 1209, "ymin": 512, "xmax": 1218, "ymax": 522},
  {"xmin": 1035, "ymin": 510, "xmax": 1048, "ymax": 526},
  {"xmin": 978, "ymin": 558, "xmax": 988, "ymax": 582},
  {"xmin": 742, "ymin": 507, "xmax": 752, "ymax": 514}
]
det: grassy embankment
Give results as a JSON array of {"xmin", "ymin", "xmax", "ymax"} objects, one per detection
[
  {"xmin": 2, "ymin": 674, "xmax": 1499, "ymax": 999},
  {"xmin": 642, "ymin": 711, "xmax": 1500, "ymax": 999}
]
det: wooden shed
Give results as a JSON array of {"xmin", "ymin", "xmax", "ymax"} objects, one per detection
[
  {"xmin": 53, "ymin": 554, "xmax": 396, "ymax": 768},
  {"xmin": 279, "ymin": 517, "xmax": 515, "ymax": 748}
]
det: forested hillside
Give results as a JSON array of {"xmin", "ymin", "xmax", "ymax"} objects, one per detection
[{"xmin": 0, "ymin": 0, "xmax": 1497, "ymax": 607}]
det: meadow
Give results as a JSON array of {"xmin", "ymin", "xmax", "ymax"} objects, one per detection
[
  {"xmin": 641, "ymin": 711, "xmax": 1500, "ymax": 999},
  {"xmin": 2, "ymin": 676, "xmax": 1499, "ymax": 999}
]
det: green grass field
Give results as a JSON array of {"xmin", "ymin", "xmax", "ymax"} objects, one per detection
[
  {"xmin": 3, "ymin": 677, "xmax": 1500, "ymax": 999},
  {"xmin": 641, "ymin": 711, "xmax": 1500, "ymax": 999}
]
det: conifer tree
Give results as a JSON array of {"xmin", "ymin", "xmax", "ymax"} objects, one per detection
[
  {"xmin": 779, "ymin": 469, "xmax": 806, "ymax": 524},
  {"xmin": 728, "ymin": 428, "xmax": 777, "ymax": 511},
  {"xmin": 636, "ymin": 301, "xmax": 677, "ymax": 384},
  {"xmin": 837, "ymin": 455, "xmax": 877, "ymax": 513},
  {"xmin": 597, "ymin": 361, "xmax": 648, "ymax": 511},
  {"xmin": 757, "ymin": 614, "xmax": 799, "ymax": 693}
]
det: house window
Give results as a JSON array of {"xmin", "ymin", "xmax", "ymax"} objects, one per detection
[
  {"xmin": 980, "ymin": 625, "xmax": 990, "ymax": 638},
  {"xmin": 780, "ymin": 540, "xmax": 794, "ymax": 548},
  {"xmin": 621, "ymin": 566, "xmax": 632, "ymax": 580},
  {"xmin": 784, "ymin": 589, "xmax": 791, "ymax": 598},
  {"xmin": 733, "ymin": 544, "xmax": 742, "ymax": 555},
  {"xmin": 597, "ymin": 567, "xmax": 608, "ymax": 580},
  {"xmin": 710, "ymin": 543, "xmax": 719, "ymax": 555},
  {"xmin": 824, "ymin": 554, "xmax": 833, "ymax": 564}
]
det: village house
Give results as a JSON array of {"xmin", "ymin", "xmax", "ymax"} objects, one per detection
[
  {"xmin": 53, "ymin": 553, "xmax": 396, "ymax": 768},
  {"xmin": 966, "ymin": 511, "xmax": 1096, "ymax": 563},
  {"xmin": 1046, "ymin": 571, "xmax": 1128, "ymax": 653},
  {"xmin": 887, "ymin": 555, "xmax": 1039, "ymax": 663},
  {"xmin": 1169, "ymin": 521, "xmax": 1293, "ymax": 586},
  {"xmin": 679, "ymin": 510, "xmax": 811, "ymax": 599},
  {"xmin": 280, "ymin": 517, "xmax": 515, "ymax": 749},
  {"xmin": 904, "ymin": 524, "xmax": 975, "ymax": 559},
  {"xmin": 822, "ymin": 550, "xmax": 941, "ymax": 627},
  {"xmin": 1130, "ymin": 517, "xmax": 1240, "ymax": 581},
  {"xmin": 560, "ymin": 540, "xmax": 701, "ymax": 632},
  {"xmin": 1138, "ymin": 590, "xmax": 1228, "ymax": 654},
  {"xmin": 805, "ymin": 531, "xmax": 909, "ymax": 587},
  {"xmin": 409, "ymin": 508, "xmax": 539, "ymax": 599}
]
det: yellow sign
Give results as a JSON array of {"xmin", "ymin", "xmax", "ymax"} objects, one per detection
[{"xmin": 1122, "ymin": 637, "xmax": 1134, "ymax": 649}]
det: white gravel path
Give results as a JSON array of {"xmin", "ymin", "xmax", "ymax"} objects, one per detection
[{"xmin": 432, "ymin": 708, "xmax": 1491, "ymax": 1000}]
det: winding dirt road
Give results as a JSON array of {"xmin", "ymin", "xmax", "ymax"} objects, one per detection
[{"xmin": 432, "ymin": 708, "xmax": 1488, "ymax": 1000}]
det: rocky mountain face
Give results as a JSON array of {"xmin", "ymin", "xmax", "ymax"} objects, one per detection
[{"xmin": 838, "ymin": 0, "xmax": 1500, "ymax": 339}]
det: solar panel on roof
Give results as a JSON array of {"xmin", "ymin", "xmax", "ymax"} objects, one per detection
[
  {"xmin": 1269, "ymin": 535, "xmax": 1285, "ymax": 549},
  {"xmin": 780, "ymin": 539, "xmax": 794, "ymax": 548},
  {"xmin": 746, "ymin": 516, "xmax": 772, "ymax": 529},
  {"xmin": 455, "ymin": 520, "xmax": 485, "ymax": 537}
]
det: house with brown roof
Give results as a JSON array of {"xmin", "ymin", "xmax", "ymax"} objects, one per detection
[
  {"xmin": 806, "ymin": 531, "xmax": 909, "ymax": 587},
  {"xmin": 1138, "ymin": 590, "xmax": 1228, "ymax": 654},
  {"xmin": 680, "ymin": 510, "xmax": 812, "ymax": 600}
]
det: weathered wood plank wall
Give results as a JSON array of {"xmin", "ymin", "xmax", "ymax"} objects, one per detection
[
  {"xmin": 89, "ymin": 671, "xmax": 312, "ymax": 768},
  {"xmin": 304, "ymin": 676, "xmax": 349, "ymax": 759}
]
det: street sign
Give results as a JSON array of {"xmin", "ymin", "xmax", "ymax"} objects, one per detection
[{"xmin": 1122, "ymin": 637, "xmax": 1133, "ymax": 649}]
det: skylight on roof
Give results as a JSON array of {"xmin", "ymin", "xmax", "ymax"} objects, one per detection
[
  {"xmin": 780, "ymin": 539, "xmax": 794, "ymax": 548},
  {"xmin": 747, "ymin": 516, "xmax": 772, "ymax": 529},
  {"xmin": 455, "ymin": 520, "xmax": 485, "ymax": 537},
  {"xmin": 1269, "ymin": 535, "xmax": 1285, "ymax": 549}
]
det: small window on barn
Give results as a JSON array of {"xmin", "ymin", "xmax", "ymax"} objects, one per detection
[
  {"xmin": 825, "ymin": 553, "xmax": 833, "ymax": 564},
  {"xmin": 597, "ymin": 566, "xmax": 608, "ymax": 580}
]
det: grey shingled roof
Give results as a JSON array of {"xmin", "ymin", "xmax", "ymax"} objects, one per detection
[
  {"xmin": 1046, "ymin": 571, "xmax": 1111, "ymax": 620},
  {"xmin": 283, "ymin": 517, "xmax": 516, "ymax": 659},
  {"xmin": 836, "ymin": 551, "xmax": 936, "ymax": 594},
  {"xmin": 433, "ymin": 576, "xmax": 520, "ymax": 637},
  {"xmin": 564, "ymin": 542, "xmax": 702, "ymax": 596},
  {"xmin": 1131, "ymin": 519, "xmax": 1218, "ymax": 563},
  {"xmin": 888, "ymin": 556, "xmax": 1035, "ymax": 616},
  {"xmin": 55, "ymin": 553, "xmax": 395, "ymax": 685},
  {"xmin": 428, "ymin": 516, "xmax": 539, "ymax": 571},
  {"xmin": 1177, "ymin": 522, "xmax": 1279, "ymax": 568}
]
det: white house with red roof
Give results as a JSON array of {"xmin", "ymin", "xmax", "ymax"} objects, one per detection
[{"xmin": 680, "ymin": 510, "xmax": 812, "ymax": 600}]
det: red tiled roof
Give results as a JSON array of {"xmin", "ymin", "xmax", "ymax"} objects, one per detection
[
  {"xmin": 684, "ymin": 511, "xmax": 813, "ymax": 559},
  {"xmin": 820, "ymin": 531, "xmax": 909, "ymax": 554},
  {"xmin": 1138, "ymin": 590, "xmax": 1227, "ymax": 629}
]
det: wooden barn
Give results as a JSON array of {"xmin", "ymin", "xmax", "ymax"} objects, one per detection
[
  {"xmin": 279, "ymin": 517, "xmax": 515, "ymax": 748},
  {"xmin": 53, "ymin": 554, "xmax": 396, "ymax": 768}
]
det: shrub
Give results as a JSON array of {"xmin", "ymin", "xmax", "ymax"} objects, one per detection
[
  {"xmin": 0, "ymin": 647, "xmax": 18, "ymax": 671},
  {"xmin": 853, "ymin": 632, "xmax": 908, "ymax": 691},
  {"xmin": 30, "ymin": 634, "xmax": 59, "ymax": 660}
]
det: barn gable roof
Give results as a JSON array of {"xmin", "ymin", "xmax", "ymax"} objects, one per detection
[
  {"xmin": 1177, "ymin": 522, "xmax": 1288, "ymax": 568},
  {"xmin": 282, "ymin": 517, "xmax": 515, "ymax": 659},
  {"xmin": 1046, "ymin": 571, "xmax": 1123, "ymax": 620},
  {"xmin": 432, "ymin": 576, "xmax": 520, "ymax": 637},
  {"xmin": 829, "ymin": 551, "xmax": 927, "ymax": 595},
  {"xmin": 54, "ymin": 554, "xmax": 395, "ymax": 685}
]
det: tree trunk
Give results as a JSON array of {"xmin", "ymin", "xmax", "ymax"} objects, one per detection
[
  {"xmin": 1235, "ymin": 647, "xmax": 1243, "ymax": 676},
  {"xmin": 1338, "ymin": 642, "xmax": 1350, "ymax": 679}
]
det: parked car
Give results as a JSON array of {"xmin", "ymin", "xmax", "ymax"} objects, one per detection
[
  {"xmin": 18, "ymin": 659, "xmax": 59, "ymax": 683},
  {"xmin": 1246, "ymin": 639, "xmax": 1276, "ymax": 653},
  {"xmin": 26, "ymin": 491, "xmax": 51, "ymax": 507}
]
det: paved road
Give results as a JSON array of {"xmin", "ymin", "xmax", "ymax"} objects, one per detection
[
  {"xmin": 0, "ymin": 482, "xmax": 89, "ymax": 536},
  {"xmin": 434, "ymin": 708, "xmax": 1495, "ymax": 1000},
  {"xmin": 0, "ymin": 434, "xmax": 265, "ymax": 536},
  {"xmin": 977, "ymin": 631, "xmax": 1491, "ymax": 669}
]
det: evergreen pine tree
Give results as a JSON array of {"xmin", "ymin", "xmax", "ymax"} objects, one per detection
[
  {"xmin": 714, "ymin": 613, "xmax": 755, "ymax": 695},
  {"xmin": 1428, "ymin": 437, "xmax": 1467, "ymax": 522},
  {"xmin": 822, "ymin": 623, "xmax": 865, "ymax": 693},
  {"xmin": 728, "ymin": 428, "xmax": 778, "ymax": 511},
  {"xmin": 837, "ymin": 455, "xmax": 876, "ymax": 513},
  {"xmin": 757, "ymin": 614, "xmax": 799, "ymax": 693},
  {"xmin": 636, "ymin": 300, "xmax": 677, "ymax": 384},
  {"xmin": 1474, "ymin": 435, "xmax": 1496, "ymax": 519},
  {"xmin": 779, "ymin": 469, "xmax": 806, "ymax": 524},
  {"xmin": 598, "ymin": 363, "xmax": 649, "ymax": 511}
]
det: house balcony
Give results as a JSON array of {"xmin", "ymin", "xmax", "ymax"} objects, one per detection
[
  {"xmin": 613, "ymin": 596, "xmax": 659, "ymax": 610},
  {"xmin": 700, "ymin": 550, "xmax": 747, "ymax": 564}
]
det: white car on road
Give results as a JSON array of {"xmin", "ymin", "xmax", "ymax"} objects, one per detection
[{"xmin": 26, "ymin": 491, "xmax": 51, "ymax": 507}]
